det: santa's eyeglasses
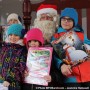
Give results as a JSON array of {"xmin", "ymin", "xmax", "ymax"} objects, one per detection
[{"xmin": 40, "ymin": 14, "xmax": 53, "ymax": 21}]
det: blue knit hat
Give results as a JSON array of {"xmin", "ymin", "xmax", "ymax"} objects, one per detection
[
  {"xmin": 7, "ymin": 24, "xmax": 23, "ymax": 38},
  {"xmin": 60, "ymin": 8, "xmax": 78, "ymax": 26}
]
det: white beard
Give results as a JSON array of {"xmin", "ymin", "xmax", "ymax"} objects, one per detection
[{"xmin": 34, "ymin": 19, "xmax": 56, "ymax": 43}]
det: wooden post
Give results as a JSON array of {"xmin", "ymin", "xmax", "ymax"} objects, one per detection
[
  {"xmin": 77, "ymin": 9, "xmax": 82, "ymax": 26},
  {"xmin": 23, "ymin": 0, "xmax": 31, "ymax": 32},
  {"xmin": 87, "ymin": 8, "xmax": 90, "ymax": 39}
]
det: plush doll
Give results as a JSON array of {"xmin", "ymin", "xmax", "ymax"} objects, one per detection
[{"xmin": 63, "ymin": 44, "xmax": 88, "ymax": 66}]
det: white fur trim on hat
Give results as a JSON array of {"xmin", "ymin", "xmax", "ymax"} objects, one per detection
[
  {"xmin": 37, "ymin": 8, "xmax": 57, "ymax": 16},
  {"xmin": 7, "ymin": 13, "xmax": 21, "ymax": 24}
]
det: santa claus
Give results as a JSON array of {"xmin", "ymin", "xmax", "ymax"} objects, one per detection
[{"xmin": 34, "ymin": 4, "xmax": 59, "ymax": 44}]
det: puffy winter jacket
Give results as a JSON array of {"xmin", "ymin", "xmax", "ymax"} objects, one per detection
[{"xmin": 51, "ymin": 27, "xmax": 90, "ymax": 83}]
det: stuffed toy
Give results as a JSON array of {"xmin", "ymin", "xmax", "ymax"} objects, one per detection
[{"xmin": 63, "ymin": 44, "xmax": 88, "ymax": 66}]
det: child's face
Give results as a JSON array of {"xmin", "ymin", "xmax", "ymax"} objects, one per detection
[
  {"xmin": 28, "ymin": 40, "xmax": 41, "ymax": 47},
  {"xmin": 8, "ymin": 19, "xmax": 18, "ymax": 25},
  {"xmin": 8, "ymin": 34, "xmax": 20, "ymax": 43},
  {"xmin": 61, "ymin": 17, "xmax": 74, "ymax": 30}
]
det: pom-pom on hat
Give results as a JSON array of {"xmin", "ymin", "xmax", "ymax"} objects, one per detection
[
  {"xmin": 7, "ymin": 24, "xmax": 23, "ymax": 38},
  {"xmin": 7, "ymin": 13, "xmax": 22, "ymax": 24},
  {"xmin": 37, "ymin": 4, "xmax": 57, "ymax": 16},
  {"xmin": 26, "ymin": 28, "xmax": 44, "ymax": 46},
  {"xmin": 60, "ymin": 8, "xmax": 78, "ymax": 26}
]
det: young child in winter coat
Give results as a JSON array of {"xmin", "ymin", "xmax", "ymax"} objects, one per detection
[
  {"xmin": 22, "ymin": 28, "xmax": 61, "ymax": 90},
  {"xmin": 22, "ymin": 28, "xmax": 52, "ymax": 90},
  {"xmin": 2, "ymin": 13, "xmax": 24, "ymax": 41},
  {"xmin": 0, "ymin": 24, "xmax": 27, "ymax": 90},
  {"xmin": 51, "ymin": 8, "xmax": 90, "ymax": 86}
]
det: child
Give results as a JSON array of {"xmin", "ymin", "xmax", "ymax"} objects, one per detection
[
  {"xmin": 7, "ymin": 13, "xmax": 22, "ymax": 25},
  {"xmin": 22, "ymin": 28, "xmax": 61, "ymax": 90},
  {"xmin": 2, "ymin": 13, "xmax": 23, "ymax": 41},
  {"xmin": 51, "ymin": 8, "xmax": 90, "ymax": 86},
  {"xmin": 0, "ymin": 24, "xmax": 27, "ymax": 90}
]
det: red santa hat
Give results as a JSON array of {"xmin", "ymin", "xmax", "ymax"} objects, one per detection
[{"xmin": 37, "ymin": 4, "xmax": 57, "ymax": 16}]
